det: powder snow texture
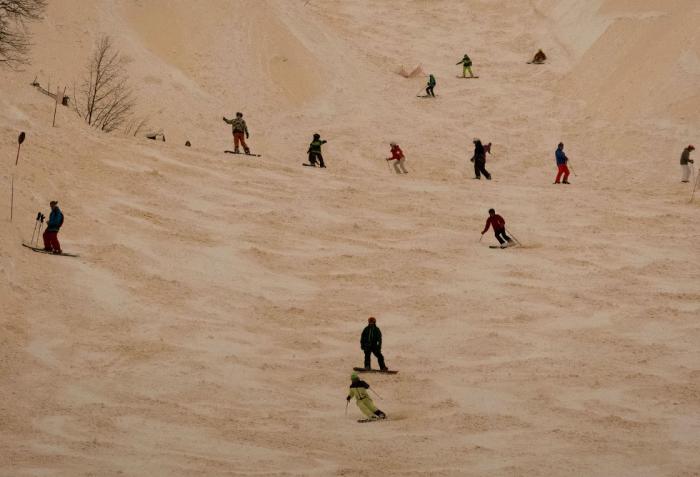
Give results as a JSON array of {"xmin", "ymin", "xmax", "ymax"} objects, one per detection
[{"xmin": 1, "ymin": 1, "xmax": 700, "ymax": 476}]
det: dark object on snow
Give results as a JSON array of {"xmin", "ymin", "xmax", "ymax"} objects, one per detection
[
  {"xmin": 185, "ymin": 140, "xmax": 191, "ymax": 147},
  {"xmin": 145, "ymin": 132, "xmax": 166, "ymax": 142}
]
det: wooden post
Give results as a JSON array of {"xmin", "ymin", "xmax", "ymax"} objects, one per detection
[
  {"xmin": 10, "ymin": 175, "xmax": 14, "ymax": 222},
  {"xmin": 52, "ymin": 86, "xmax": 60, "ymax": 127}
]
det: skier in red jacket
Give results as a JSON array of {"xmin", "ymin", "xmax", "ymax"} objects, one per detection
[
  {"xmin": 481, "ymin": 208, "xmax": 513, "ymax": 248},
  {"xmin": 386, "ymin": 142, "xmax": 408, "ymax": 174}
]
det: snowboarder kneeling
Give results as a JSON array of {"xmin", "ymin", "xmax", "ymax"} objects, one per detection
[
  {"xmin": 387, "ymin": 142, "xmax": 408, "ymax": 174},
  {"xmin": 482, "ymin": 208, "xmax": 513, "ymax": 248},
  {"xmin": 531, "ymin": 49, "xmax": 547, "ymax": 64},
  {"xmin": 347, "ymin": 373, "xmax": 386, "ymax": 420},
  {"xmin": 43, "ymin": 200, "xmax": 63, "ymax": 254},
  {"xmin": 306, "ymin": 133, "xmax": 327, "ymax": 168}
]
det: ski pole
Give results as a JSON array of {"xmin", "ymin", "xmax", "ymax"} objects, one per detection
[
  {"xmin": 345, "ymin": 400, "xmax": 349, "ymax": 416},
  {"xmin": 691, "ymin": 173, "xmax": 700, "ymax": 203},
  {"xmin": 35, "ymin": 213, "xmax": 44, "ymax": 247},
  {"xmin": 568, "ymin": 161, "xmax": 577, "ymax": 177},
  {"xmin": 30, "ymin": 212, "xmax": 41, "ymax": 244},
  {"xmin": 369, "ymin": 388, "xmax": 383, "ymax": 399},
  {"xmin": 505, "ymin": 227, "xmax": 523, "ymax": 247},
  {"xmin": 479, "ymin": 233, "xmax": 484, "ymax": 243}
]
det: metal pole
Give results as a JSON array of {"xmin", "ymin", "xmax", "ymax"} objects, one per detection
[
  {"xmin": 10, "ymin": 175, "xmax": 13, "ymax": 222},
  {"xmin": 505, "ymin": 227, "xmax": 522, "ymax": 247}
]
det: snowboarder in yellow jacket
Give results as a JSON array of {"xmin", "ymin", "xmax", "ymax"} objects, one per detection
[{"xmin": 347, "ymin": 373, "xmax": 386, "ymax": 420}]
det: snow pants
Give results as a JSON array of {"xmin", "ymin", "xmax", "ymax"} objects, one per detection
[
  {"xmin": 494, "ymin": 228, "xmax": 512, "ymax": 245},
  {"xmin": 364, "ymin": 348, "xmax": 386, "ymax": 370},
  {"xmin": 555, "ymin": 164, "xmax": 570, "ymax": 183},
  {"xmin": 308, "ymin": 152, "xmax": 325, "ymax": 167},
  {"xmin": 43, "ymin": 230, "xmax": 61, "ymax": 253},
  {"xmin": 392, "ymin": 158, "xmax": 408, "ymax": 174},
  {"xmin": 426, "ymin": 85, "xmax": 435, "ymax": 97},
  {"xmin": 233, "ymin": 132, "xmax": 249, "ymax": 153},
  {"xmin": 355, "ymin": 396, "xmax": 383, "ymax": 418},
  {"xmin": 681, "ymin": 164, "xmax": 692, "ymax": 182},
  {"xmin": 474, "ymin": 157, "xmax": 491, "ymax": 179},
  {"xmin": 463, "ymin": 65, "xmax": 473, "ymax": 77}
]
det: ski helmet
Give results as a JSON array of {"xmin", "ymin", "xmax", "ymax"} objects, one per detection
[
  {"xmin": 689, "ymin": 145, "xmax": 695, "ymax": 150},
  {"xmin": 313, "ymin": 133, "xmax": 320, "ymax": 139},
  {"xmin": 368, "ymin": 317, "xmax": 376, "ymax": 324},
  {"xmin": 351, "ymin": 372, "xmax": 359, "ymax": 381}
]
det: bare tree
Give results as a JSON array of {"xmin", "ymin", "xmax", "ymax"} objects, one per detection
[
  {"xmin": 75, "ymin": 35, "xmax": 135, "ymax": 133},
  {"xmin": 0, "ymin": 0, "xmax": 46, "ymax": 67},
  {"xmin": 124, "ymin": 115, "xmax": 150, "ymax": 137}
]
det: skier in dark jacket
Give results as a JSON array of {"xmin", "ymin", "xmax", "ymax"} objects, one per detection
[
  {"xmin": 361, "ymin": 317, "xmax": 387, "ymax": 371},
  {"xmin": 43, "ymin": 200, "xmax": 64, "ymax": 254},
  {"xmin": 306, "ymin": 133, "xmax": 327, "ymax": 167},
  {"xmin": 471, "ymin": 139, "xmax": 491, "ymax": 180}
]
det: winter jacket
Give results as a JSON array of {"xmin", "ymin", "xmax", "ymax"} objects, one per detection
[
  {"xmin": 482, "ymin": 214, "xmax": 506, "ymax": 234},
  {"xmin": 308, "ymin": 139, "xmax": 327, "ymax": 153},
  {"xmin": 361, "ymin": 324, "xmax": 382, "ymax": 350},
  {"xmin": 680, "ymin": 148, "xmax": 693, "ymax": 165},
  {"xmin": 427, "ymin": 74, "xmax": 436, "ymax": 87},
  {"xmin": 225, "ymin": 117, "xmax": 248, "ymax": 134},
  {"xmin": 555, "ymin": 148, "xmax": 568, "ymax": 165},
  {"xmin": 473, "ymin": 141, "xmax": 486, "ymax": 160},
  {"xmin": 46, "ymin": 207, "xmax": 64, "ymax": 232},
  {"xmin": 347, "ymin": 380, "xmax": 380, "ymax": 416},
  {"xmin": 389, "ymin": 145, "xmax": 404, "ymax": 160},
  {"xmin": 457, "ymin": 55, "xmax": 472, "ymax": 67}
]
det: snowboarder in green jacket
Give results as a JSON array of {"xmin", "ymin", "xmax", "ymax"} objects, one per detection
[
  {"xmin": 425, "ymin": 74, "xmax": 436, "ymax": 97},
  {"xmin": 347, "ymin": 373, "xmax": 386, "ymax": 420},
  {"xmin": 456, "ymin": 54, "xmax": 475, "ymax": 78},
  {"xmin": 306, "ymin": 133, "xmax": 327, "ymax": 167},
  {"xmin": 361, "ymin": 317, "xmax": 388, "ymax": 370}
]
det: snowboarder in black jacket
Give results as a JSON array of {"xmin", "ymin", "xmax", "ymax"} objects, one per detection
[{"xmin": 361, "ymin": 317, "xmax": 387, "ymax": 371}]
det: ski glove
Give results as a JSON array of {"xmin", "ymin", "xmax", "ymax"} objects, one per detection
[{"xmin": 246, "ymin": 132, "xmax": 250, "ymax": 139}]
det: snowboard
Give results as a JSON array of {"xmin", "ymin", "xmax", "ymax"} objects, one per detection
[
  {"xmin": 455, "ymin": 76, "xmax": 480, "ymax": 79},
  {"xmin": 526, "ymin": 61, "xmax": 545, "ymax": 65},
  {"xmin": 22, "ymin": 243, "xmax": 79, "ymax": 257},
  {"xmin": 489, "ymin": 245, "xmax": 508, "ymax": 249},
  {"xmin": 417, "ymin": 95, "xmax": 437, "ymax": 98},
  {"xmin": 358, "ymin": 417, "xmax": 388, "ymax": 423},
  {"xmin": 302, "ymin": 163, "xmax": 326, "ymax": 168},
  {"xmin": 353, "ymin": 367, "xmax": 398, "ymax": 374},
  {"xmin": 224, "ymin": 150, "xmax": 262, "ymax": 157}
]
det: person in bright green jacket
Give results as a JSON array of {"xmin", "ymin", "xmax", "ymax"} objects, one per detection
[
  {"xmin": 347, "ymin": 373, "xmax": 386, "ymax": 420},
  {"xmin": 456, "ymin": 53, "xmax": 474, "ymax": 78}
]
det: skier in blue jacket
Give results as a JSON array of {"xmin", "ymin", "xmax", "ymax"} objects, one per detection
[{"xmin": 43, "ymin": 200, "xmax": 64, "ymax": 253}]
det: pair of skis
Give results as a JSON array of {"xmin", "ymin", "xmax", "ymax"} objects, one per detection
[
  {"xmin": 224, "ymin": 150, "xmax": 262, "ymax": 157},
  {"xmin": 22, "ymin": 243, "xmax": 79, "ymax": 257}
]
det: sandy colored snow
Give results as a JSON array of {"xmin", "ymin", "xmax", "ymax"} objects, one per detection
[{"xmin": 1, "ymin": 1, "xmax": 699, "ymax": 475}]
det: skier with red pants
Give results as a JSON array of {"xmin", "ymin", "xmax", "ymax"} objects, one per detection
[
  {"xmin": 554, "ymin": 142, "xmax": 570, "ymax": 184},
  {"xmin": 43, "ymin": 200, "xmax": 63, "ymax": 254},
  {"xmin": 481, "ymin": 208, "xmax": 513, "ymax": 248}
]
